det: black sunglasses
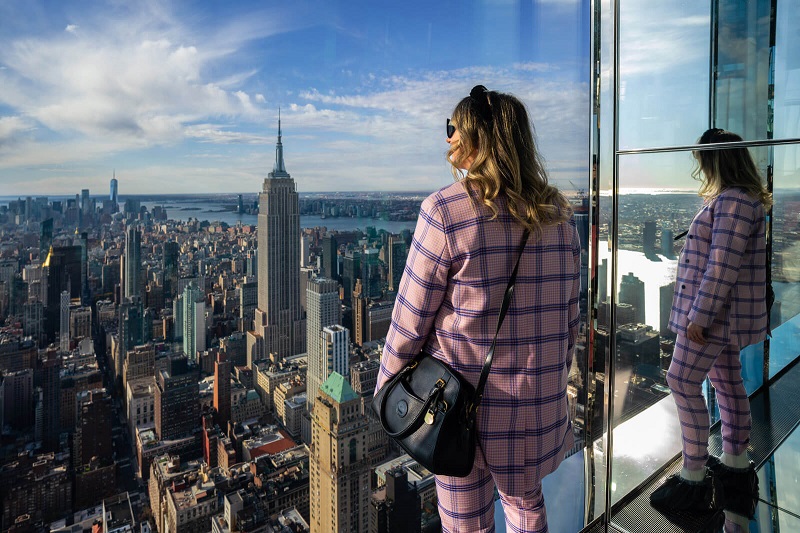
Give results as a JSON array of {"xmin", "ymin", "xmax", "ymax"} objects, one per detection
[{"xmin": 446, "ymin": 118, "xmax": 456, "ymax": 138}]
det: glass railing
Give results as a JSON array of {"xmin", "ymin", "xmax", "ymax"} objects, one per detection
[{"xmin": 594, "ymin": 1, "xmax": 800, "ymax": 531}]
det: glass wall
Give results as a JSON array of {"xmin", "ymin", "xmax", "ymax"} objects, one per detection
[{"xmin": 591, "ymin": 0, "xmax": 800, "ymax": 530}]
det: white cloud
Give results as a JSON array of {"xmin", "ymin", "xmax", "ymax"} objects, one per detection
[
  {"xmin": 0, "ymin": 116, "xmax": 35, "ymax": 143},
  {"xmin": 289, "ymin": 64, "xmax": 588, "ymax": 178},
  {"xmin": 0, "ymin": 5, "xmax": 589, "ymax": 194},
  {"xmin": 185, "ymin": 124, "xmax": 270, "ymax": 144},
  {"xmin": 0, "ymin": 2, "xmax": 289, "ymax": 152},
  {"xmin": 619, "ymin": 6, "xmax": 709, "ymax": 76}
]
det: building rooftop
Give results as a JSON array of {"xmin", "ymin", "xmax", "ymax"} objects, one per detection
[
  {"xmin": 103, "ymin": 492, "xmax": 137, "ymax": 532},
  {"xmin": 374, "ymin": 454, "xmax": 434, "ymax": 487},
  {"xmin": 242, "ymin": 427, "xmax": 296, "ymax": 459},
  {"xmin": 169, "ymin": 476, "xmax": 216, "ymax": 511},
  {"xmin": 285, "ymin": 393, "xmax": 306, "ymax": 409},
  {"xmin": 319, "ymin": 371, "xmax": 359, "ymax": 404},
  {"xmin": 128, "ymin": 376, "xmax": 156, "ymax": 397}
]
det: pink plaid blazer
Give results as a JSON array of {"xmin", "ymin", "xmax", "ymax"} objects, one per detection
[
  {"xmin": 376, "ymin": 181, "xmax": 580, "ymax": 496},
  {"xmin": 669, "ymin": 187, "xmax": 768, "ymax": 347}
]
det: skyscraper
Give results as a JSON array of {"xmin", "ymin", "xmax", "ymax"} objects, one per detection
[
  {"xmin": 23, "ymin": 301, "xmax": 45, "ymax": 347},
  {"xmin": 79, "ymin": 231, "xmax": 89, "ymax": 305},
  {"xmin": 119, "ymin": 296, "xmax": 145, "ymax": 353},
  {"xmin": 341, "ymin": 250, "xmax": 361, "ymax": 306},
  {"xmin": 155, "ymin": 355, "xmax": 199, "ymax": 441},
  {"xmin": 162, "ymin": 241, "xmax": 180, "ymax": 301},
  {"xmin": 59, "ymin": 291, "xmax": 70, "ymax": 353},
  {"xmin": 43, "ymin": 245, "xmax": 82, "ymax": 343},
  {"xmin": 239, "ymin": 280, "xmax": 257, "ymax": 333},
  {"xmin": 369, "ymin": 467, "xmax": 422, "ymax": 533},
  {"xmin": 321, "ymin": 235, "xmax": 339, "ymax": 280},
  {"xmin": 124, "ymin": 225, "xmax": 142, "ymax": 299},
  {"xmin": 310, "ymin": 372, "xmax": 371, "ymax": 533},
  {"xmin": 73, "ymin": 389, "xmax": 113, "ymax": 467},
  {"xmin": 181, "ymin": 282, "xmax": 206, "ymax": 364},
  {"xmin": 306, "ymin": 277, "xmax": 341, "ymax": 411},
  {"xmin": 300, "ymin": 234, "xmax": 312, "ymax": 268},
  {"xmin": 251, "ymin": 116, "xmax": 306, "ymax": 360},
  {"xmin": 73, "ymin": 388, "xmax": 116, "ymax": 508},
  {"xmin": 574, "ymin": 212, "xmax": 590, "ymax": 255},
  {"xmin": 110, "ymin": 172, "xmax": 118, "ymax": 211},
  {"xmin": 322, "ymin": 325, "xmax": 350, "ymax": 377},
  {"xmin": 80, "ymin": 188, "xmax": 90, "ymax": 217},
  {"xmin": 659, "ymin": 282, "xmax": 676, "ymax": 339},
  {"xmin": 598, "ymin": 258, "xmax": 608, "ymax": 308},
  {"xmin": 41, "ymin": 351, "xmax": 62, "ymax": 452},
  {"xmin": 619, "ymin": 272, "xmax": 646, "ymax": 325},
  {"xmin": 387, "ymin": 235, "xmax": 407, "ymax": 293},
  {"xmin": 213, "ymin": 352, "xmax": 231, "ymax": 430},
  {"xmin": 643, "ymin": 221, "xmax": 657, "ymax": 257},
  {"xmin": 361, "ymin": 247, "xmax": 382, "ymax": 299},
  {"xmin": 661, "ymin": 228, "xmax": 675, "ymax": 258},
  {"xmin": 39, "ymin": 218, "xmax": 53, "ymax": 261}
]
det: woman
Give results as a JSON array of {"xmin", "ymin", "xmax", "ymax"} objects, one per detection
[
  {"xmin": 375, "ymin": 85, "xmax": 581, "ymax": 532},
  {"xmin": 651, "ymin": 128, "xmax": 770, "ymax": 525}
]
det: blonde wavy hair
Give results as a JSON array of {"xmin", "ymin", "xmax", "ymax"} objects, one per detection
[
  {"xmin": 447, "ymin": 85, "xmax": 572, "ymax": 238},
  {"xmin": 692, "ymin": 128, "xmax": 772, "ymax": 209}
]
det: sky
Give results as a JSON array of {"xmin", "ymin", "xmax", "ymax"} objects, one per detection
[{"xmin": 0, "ymin": 0, "xmax": 590, "ymax": 196}]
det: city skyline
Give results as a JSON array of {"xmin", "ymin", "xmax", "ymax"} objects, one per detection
[{"xmin": 0, "ymin": 0, "xmax": 590, "ymax": 196}]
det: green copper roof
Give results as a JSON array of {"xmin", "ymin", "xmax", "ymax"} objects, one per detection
[{"xmin": 319, "ymin": 372, "xmax": 359, "ymax": 404}]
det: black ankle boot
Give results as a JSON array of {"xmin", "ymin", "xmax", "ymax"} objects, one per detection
[
  {"xmin": 707, "ymin": 455, "xmax": 759, "ymax": 519},
  {"xmin": 650, "ymin": 471, "xmax": 723, "ymax": 513}
]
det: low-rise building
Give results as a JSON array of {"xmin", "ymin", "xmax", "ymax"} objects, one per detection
[
  {"xmin": 241, "ymin": 426, "xmax": 296, "ymax": 462},
  {"xmin": 273, "ymin": 377, "xmax": 305, "ymax": 427},
  {"xmin": 231, "ymin": 389, "xmax": 264, "ymax": 425}
]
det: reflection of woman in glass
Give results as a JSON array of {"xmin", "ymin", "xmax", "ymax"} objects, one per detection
[
  {"xmin": 375, "ymin": 86, "xmax": 581, "ymax": 532},
  {"xmin": 651, "ymin": 129, "xmax": 771, "ymax": 525}
]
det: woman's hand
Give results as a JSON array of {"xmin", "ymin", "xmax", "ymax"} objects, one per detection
[{"xmin": 687, "ymin": 322, "xmax": 707, "ymax": 345}]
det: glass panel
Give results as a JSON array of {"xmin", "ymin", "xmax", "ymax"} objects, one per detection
[
  {"xmin": 769, "ymin": 142, "xmax": 800, "ymax": 378},
  {"xmin": 713, "ymin": 0, "xmax": 773, "ymax": 141},
  {"xmin": 757, "ymin": 423, "xmax": 800, "ymax": 527},
  {"xmin": 774, "ymin": 0, "xmax": 800, "ymax": 141},
  {"xmin": 588, "ymin": 0, "xmax": 615, "ymax": 521},
  {"xmin": 618, "ymin": 1, "xmax": 710, "ymax": 150},
  {"xmin": 609, "ymin": 150, "xmax": 703, "ymax": 506}
]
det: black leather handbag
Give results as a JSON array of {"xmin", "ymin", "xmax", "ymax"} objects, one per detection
[{"xmin": 373, "ymin": 230, "xmax": 529, "ymax": 477}]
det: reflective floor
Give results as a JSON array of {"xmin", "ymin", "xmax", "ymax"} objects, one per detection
[
  {"xmin": 492, "ymin": 353, "xmax": 800, "ymax": 532},
  {"xmin": 635, "ymin": 354, "xmax": 800, "ymax": 533},
  {"xmin": 608, "ymin": 354, "xmax": 800, "ymax": 533},
  {"xmin": 752, "ymin": 424, "xmax": 800, "ymax": 532}
]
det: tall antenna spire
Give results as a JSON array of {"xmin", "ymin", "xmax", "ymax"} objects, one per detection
[{"xmin": 271, "ymin": 108, "xmax": 289, "ymax": 177}]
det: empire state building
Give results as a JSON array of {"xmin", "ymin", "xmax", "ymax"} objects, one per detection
[{"xmin": 247, "ymin": 116, "xmax": 307, "ymax": 363}]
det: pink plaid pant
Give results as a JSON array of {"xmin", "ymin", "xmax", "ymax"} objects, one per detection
[
  {"xmin": 667, "ymin": 335, "xmax": 751, "ymax": 471},
  {"xmin": 435, "ymin": 443, "xmax": 548, "ymax": 533}
]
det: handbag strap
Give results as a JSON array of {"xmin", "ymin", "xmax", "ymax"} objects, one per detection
[{"xmin": 471, "ymin": 229, "xmax": 530, "ymax": 412}]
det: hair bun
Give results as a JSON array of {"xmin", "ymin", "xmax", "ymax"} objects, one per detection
[
  {"xmin": 469, "ymin": 85, "xmax": 492, "ymax": 120},
  {"xmin": 470, "ymin": 85, "xmax": 488, "ymax": 99}
]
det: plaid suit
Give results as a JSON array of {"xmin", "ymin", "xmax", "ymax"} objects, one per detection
[
  {"xmin": 667, "ymin": 187, "xmax": 767, "ymax": 470},
  {"xmin": 376, "ymin": 181, "xmax": 580, "ymax": 532}
]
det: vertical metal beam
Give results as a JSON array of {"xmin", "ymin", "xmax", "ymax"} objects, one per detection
[
  {"xmin": 763, "ymin": 0, "xmax": 778, "ymax": 384},
  {"xmin": 709, "ymin": 0, "xmax": 719, "ymax": 128},
  {"xmin": 604, "ymin": 0, "xmax": 621, "ymax": 526},
  {"xmin": 584, "ymin": 0, "xmax": 602, "ymax": 524}
]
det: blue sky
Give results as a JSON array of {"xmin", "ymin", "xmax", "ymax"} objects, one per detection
[{"xmin": 0, "ymin": 0, "xmax": 589, "ymax": 195}]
